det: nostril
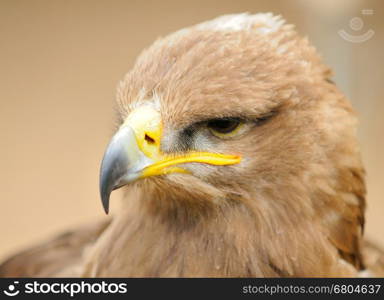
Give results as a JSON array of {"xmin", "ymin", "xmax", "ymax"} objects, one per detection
[{"xmin": 145, "ymin": 133, "xmax": 156, "ymax": 144}]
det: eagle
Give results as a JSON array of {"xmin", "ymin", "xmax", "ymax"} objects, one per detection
[{"xmin": 1, "ymin": 13, "xmax": 383, "ymax": 277}]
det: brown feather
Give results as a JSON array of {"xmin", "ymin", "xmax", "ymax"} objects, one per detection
[{"xmin": 0, "ymin": 219, "xmax": 110, "ymax": 277}]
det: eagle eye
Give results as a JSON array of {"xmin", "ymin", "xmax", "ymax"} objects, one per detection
[{"xmin": 207, "ymin": 118, "xmax": 243, "ymax": 138}]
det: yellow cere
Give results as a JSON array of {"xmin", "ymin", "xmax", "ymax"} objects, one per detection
[{"xmin": 123, "ymin": 105, "xmax": 163, "ymax": 160}]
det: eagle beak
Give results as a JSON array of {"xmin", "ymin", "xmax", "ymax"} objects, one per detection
[{"xmin": 99, "ymin": 106, "xmax": 241, "ymax": 214}]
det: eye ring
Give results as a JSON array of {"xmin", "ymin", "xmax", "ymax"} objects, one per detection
[{"xmin": 207, "ymin": 118, "xmax": 244, "ymax": 138}]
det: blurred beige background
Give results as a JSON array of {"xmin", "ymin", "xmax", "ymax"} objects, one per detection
[{"xmin": 0, "ymin": 0, "xmax": 383, "ymax": 261}]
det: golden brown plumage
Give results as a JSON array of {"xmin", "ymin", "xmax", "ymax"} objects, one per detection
[{"xmin": 1, "ymin": 13, "xmax": 383, "ymax": 277}]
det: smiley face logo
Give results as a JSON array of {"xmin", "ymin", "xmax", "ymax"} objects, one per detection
[
  {"xmin": 338, "ymin": 9, "xmax": 375, "ymax": 43},
  {"xmin": 3, "ymin": 282, "xmax": 20, "ymax": 297}
]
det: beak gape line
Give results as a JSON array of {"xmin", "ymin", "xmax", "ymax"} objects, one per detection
[{"xmin": 99, "ymin": 106, "xmax": 241, "ymax": 214}]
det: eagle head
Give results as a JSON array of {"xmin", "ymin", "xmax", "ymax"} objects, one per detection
[{"xmin": 99, "ymin": 13, "xmax": 365, "ymax": 275}]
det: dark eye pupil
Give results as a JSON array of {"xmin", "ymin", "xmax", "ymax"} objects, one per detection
[{"xmin": 207, "ymin": 118, "xmax": 240, "ymax": 134}]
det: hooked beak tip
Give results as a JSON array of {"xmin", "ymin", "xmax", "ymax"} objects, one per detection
[
  {"xmin": 100, "ymin": 166, "xmax": 113, "ymax": 214},
  {"xmin": 99, "ymin": 126, "xmax": 140, "ymax": 214},
  {"xmin": 100, "ymin": 189, "xmax": 110, "ymax": 215}
]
